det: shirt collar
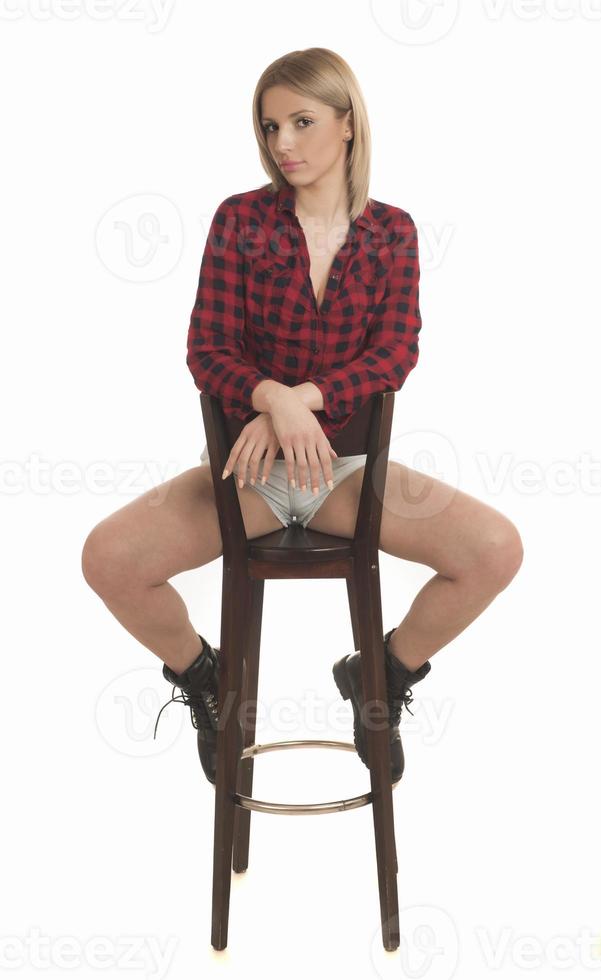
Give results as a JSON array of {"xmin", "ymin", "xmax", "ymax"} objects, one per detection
[{"xmin": 275, "ymin": 183, "xmax": 374, "ymax": 230}]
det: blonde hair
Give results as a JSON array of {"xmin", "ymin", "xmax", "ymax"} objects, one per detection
[{"xmin": 251, "ymin": 47, "xmax": 372, "ymax": 224}]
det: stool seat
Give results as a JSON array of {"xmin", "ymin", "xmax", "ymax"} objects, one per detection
[{"xmin": 248, "ymin": 522, "xmax": 354, "ymax": 563}]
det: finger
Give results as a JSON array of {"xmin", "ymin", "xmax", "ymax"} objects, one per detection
[
  {"xmin": 305, "ymin": 447, "xmax": 322, "ymax": 496},
  {"xmin": 248, "ymin": 446, "xmax": 264, "ymax": 486},
  {"xmin": 222, "ymin": 449, "xmax": 239, "ymax": 479},
  {"xmin": 260, "ymin": 457, "xmax": 270, "ymax": 485},
  {"xmin": 236, "ymin": 451, "xmax": 252, "ymax": 488},
  {"xmin": 282, "ymin": 445, "xmax": 298, "ymax": 487},
  {"xmin": 295, "ymin": 446, "xmax": 309, "ymax": 493},
  {"xmin": 222, "ymin": 437, "xmax": 243, "ymax": 479},
  {"xmin": 260, "ymin": 448, "xmax": 276, "ymax": 485},
  {"xmin": 318, "ymin": 443, "xmax": 335, "ymax": 492}
]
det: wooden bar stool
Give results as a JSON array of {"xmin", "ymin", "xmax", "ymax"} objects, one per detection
[{"xmin": 200, "ymin": 390, "xmax": 402, "ymax": 951}]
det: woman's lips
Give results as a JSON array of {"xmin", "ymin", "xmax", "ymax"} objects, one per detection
[{"xmin": 281, "ymin": 161, "xmax": 304, "ymax": 171}]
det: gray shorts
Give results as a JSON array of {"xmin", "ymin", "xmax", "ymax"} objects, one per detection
[{"xmin": 199, "ymin": 442, "xmax": 366, "ymax": 529}]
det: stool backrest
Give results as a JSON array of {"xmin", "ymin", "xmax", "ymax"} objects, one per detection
[{"xmin": 199, "ymin": 391, "xmax": 394, "ymax": 559}]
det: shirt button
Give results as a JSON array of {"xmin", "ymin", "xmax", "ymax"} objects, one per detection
[{"xmin": 311, "ymin": 345, "xmax": 319, "ymax": 354}]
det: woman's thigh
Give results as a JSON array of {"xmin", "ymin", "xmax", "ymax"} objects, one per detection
[
  {"xmin": 305, "ymin": 460, "xmax": 524, "ymax": 584},
  {"xmin": 81, "ymin": 463, "xmax": 284, "ymax": 592}
]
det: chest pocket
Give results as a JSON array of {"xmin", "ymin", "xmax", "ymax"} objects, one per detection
[
  {"xmin": 338, "ymin": 266, "xmax": 377, "ymax": 322},
  {"xmin": 248, "ymin": 254, "xmax": 311, "ymax": 355},
  {"xmin": 251, "ymin": 255, "xmax": 293, "ymax": 325}
]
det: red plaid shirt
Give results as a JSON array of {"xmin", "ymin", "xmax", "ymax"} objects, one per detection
[{"xmin": 187, "ymin": 182, "xmax": 421, "ymax": 440}]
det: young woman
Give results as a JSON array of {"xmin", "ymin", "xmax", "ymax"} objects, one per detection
[{"xmin": 81, "ymin": 48, "xmax": 523, "ymax": 786}]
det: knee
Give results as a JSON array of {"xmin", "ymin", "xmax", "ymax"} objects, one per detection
[
  {"xmin": 81, "ymin": 522, "xmax": 136, "ymax": 597},
  {"xmin": 474, "ymin": 518, "xmax": 524, "ymax": 593}
]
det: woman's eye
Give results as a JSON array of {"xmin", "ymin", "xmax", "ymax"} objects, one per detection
[{"xmin": 263, "ymin": 117, "xmax": 313, "ymax": 134}]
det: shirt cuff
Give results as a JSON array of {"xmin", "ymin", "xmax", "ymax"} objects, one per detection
[{"xmin": 305, "ymin": 375, "xmax": 339, "ymax": 420}]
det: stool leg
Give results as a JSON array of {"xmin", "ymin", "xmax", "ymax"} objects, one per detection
[
  {"xmin": 346, "ymin": 575, "xmax": 361, "ymax": 652},
  {"xmin": 351, "ymin": 560, "xmax": 401, "ymax": 952},
  {"xmin": 233, "ymin": 578, "xmax": 264, "ymax": 873},
  {"xmin": 211, "ymin": 570, "xmax": 250, "ymax": 950},
  {"xmin": 347, "ymin": 570, "xmax": 399, "ymax": 875}
]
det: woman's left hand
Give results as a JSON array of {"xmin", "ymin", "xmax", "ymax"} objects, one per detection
[{"xmin": 221, "ymin": 413, "xmax": 282, "ymax": 488}]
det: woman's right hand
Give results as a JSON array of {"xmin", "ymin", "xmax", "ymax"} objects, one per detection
[{"xmin": 268, "ymin": 389, "xmax": 338, "ymax": 495}]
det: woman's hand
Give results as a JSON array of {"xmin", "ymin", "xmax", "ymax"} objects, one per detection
[
  {"xmin": 266, "ymin": 389, "xmax": 338, "ymax": 495},
  {"xmin": 221, "ymin": 394, "xmax": 338, "ymax": 493},
  {"xmin": 221, "ymin": 412, "xmax": 283, "ymax": 488}
]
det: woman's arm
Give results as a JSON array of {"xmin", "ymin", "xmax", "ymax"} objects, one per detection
[
  {"xmin": 288, "ymin": 381, "xmax": 324, "ymax": 412},
  {"xmin": 186, "ymin": 196, "xmax": 272, "ymax": 424}
]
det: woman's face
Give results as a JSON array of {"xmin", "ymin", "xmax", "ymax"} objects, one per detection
[{"xmin": 260, "ymin": 85, "xmax": 352, "ymax": 186}]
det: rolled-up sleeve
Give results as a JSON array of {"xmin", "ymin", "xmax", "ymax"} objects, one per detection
[
  {"xmin": 307, "ymin": 214, "xmax": 421, "ymax": 424},
  {"xmin": 186, "ymin": 196, "xmax": 270, "ymax": 421}
]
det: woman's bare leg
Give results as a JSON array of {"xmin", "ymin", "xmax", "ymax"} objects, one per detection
[
  {"xmin": 305, "ymin": 461, "xmax": 524, "ymax": 671},
  {"xmin": 81, "ymin": 464, "xmax": 284, "ymax": 674}
]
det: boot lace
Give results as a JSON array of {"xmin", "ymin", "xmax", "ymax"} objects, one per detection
[
  {"xmin": 153, "ymin": 685, "xmax": 218, "ymax": 740},
  {"xmin": 384, "ymin": 628, "xmax": 417, "ymax": 727},
  {"xmin": 387, "ymin": 687, "xmax": 416, "ymax": 727}
]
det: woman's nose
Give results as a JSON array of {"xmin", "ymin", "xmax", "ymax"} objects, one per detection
[{"xmin": 274, "ymin": 129, "xmax": 295, "ymax": 153}]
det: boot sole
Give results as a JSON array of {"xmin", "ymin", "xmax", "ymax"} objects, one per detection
[
  {"xmin": 206, "ymin": 651, "xmax": 246, "ymax": 786},
  {"xmin": 332, "ymin": 654, "xmax": 369, "ymax": 766},
  {"xmin": 206, "ymin": 720, "xmax": 244, "ymax": 787}
]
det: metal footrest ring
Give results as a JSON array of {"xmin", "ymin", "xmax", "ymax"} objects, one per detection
[{"xmin": 217, "ymin": 738, "xmax": 400, "ymax": 815}]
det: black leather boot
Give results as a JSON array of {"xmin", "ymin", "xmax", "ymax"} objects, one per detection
[
  {"xmin": 153, "ymin": 633, "xmax": 240, "ymax": 786},
  {"xmin": 332, "ymin": 627, "xmax": 431, "ymax": 783}
]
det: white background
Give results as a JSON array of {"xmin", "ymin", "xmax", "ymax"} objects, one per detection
[{"xmin": 1, "ymin": 2, "xmax": 600, "ymax": 977}]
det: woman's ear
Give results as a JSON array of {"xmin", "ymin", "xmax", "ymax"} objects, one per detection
[{"xmin": 342, "ymin": 108, "xmax": 353, "ymax": 143}]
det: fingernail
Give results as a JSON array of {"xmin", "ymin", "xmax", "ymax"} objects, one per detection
[
  {"xmin": 313, "ymin": 487, "xmax": 318, "ymax": 496},
  {"xmin": 327, "ymin": 480, "xmax": 334, "ymax": 490},
  {"xmin": 261, "ymin": 475, "xmax": 267, "ymax": 485},
  {"xmin": 250, "ymin": 477, "xmax": 255, "ymax": 486},
  {"xmin": 222, "ymin": 469, "xmax": 229, "ymax": 479},
  {"xmin": 301, "ymin": 484, "xmax": 306, "ymax": 492},
  {"xmin": 238, "ymin": 479, "xmax": 243, "ymax": 488},
  {"xmin": 291, "ymin": 478, "xmax": 296, "ymax": 488}
]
